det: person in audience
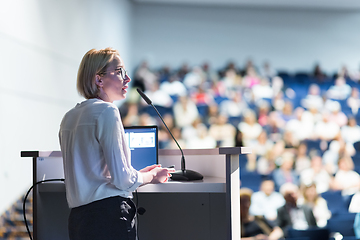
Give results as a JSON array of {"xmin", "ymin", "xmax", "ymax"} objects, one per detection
[
  {"xmin": 158, "ymin": 113, "xmax": 176, "ymax": 148},
  {"xmin": 240, "ymin": 188, "xmax": 274, "ymax": 239},
  {"xmin": 134, "ymin": 60, "xmax": 157, "ymax": 91},
  {"xmin": 301, "ymin": 83, "xmax": 324, "ymax": 111},
  {"xmin": 300, "ymin": 152, "xmax": 331, "ymax": 194},
  {"xmin": 249, "ymin": 179, "xmax": 285, "ymax": 225},
  {"xmin": 249, "ymin": 130, "xmax": 274, "ymax": 157},
  {"xmin": 243, "ymin": 66, "xmax": 261, "ymax": 89},
  {"xmin": 257, "ymin": 100, "xmax": 271, "ymax": 127},
  {"xmin": 312, "ymin": 64, "xmax": 327, "ymax": 83},
  {"xmin": 286, "ymin": 107, "xmax": 314, "ymax": 142},
  {"xmin": 272, "ymin": 152, "xmax": 299, "ymax": 191},
  {"xmin": 257, "ymin": 148, "xmax": 277, "ymax": 176},
  {"xmin": 323, "ymin": 136, "xmax": 353, "ymax": 175},
  {"xmin": 271, "ymin": 76, "xmax": 284, "ymax": 97},
  {"xmin": 209, "ymin": 114, "xmax": 236, "ymax": 147},
  {"xmin": 219, "ymin": 90, "xmax": 248, "ymax": 119},
  {"xmin": 327, "ymin": 76, "xmax": 352, "ymax": 100},
  {"xmin": 160, "ymin": 73, "xmax": 187, "ymax": 98},
  {"xmin": 121, "ymin": 102, "xmax": 140, "ymax": 127},
  {"xmin": 164, "ymin": 126, "xmax": 187, "ymax": 150},
  {"xmin": 326, "ymin": 100, "xmax": 348, "ymax": 127},
  {"xmin": 268, "ymin": 183, "xmax": 317, "ymax": 239},
  {"xmin": 186, "ymin": 123, "xmax": 217, "ymax": 149},
  {"xmin": 234, "ymin": 129, "xmax": 244, "ymax": 147},
  {"xmin": 183, "ymin": 66, "xmax": 205, "ymax": 91},
  {"xmin": 252, "ymin": 77, "xmax": 274, "ymax": 102},
  {"xmin": 181, "ymin": 116, "xmax": 203, "ymax": 143},
  {"xmin": 349, "ymin": 190, "xmax": 360, "ymax": 213},
  {"xmin": 341, "ymin": 116, "xmax": 360, "ymax": 146},
  {"xmin": 143, "ymin": 80, "xmax": 173, "ymax": 107},
  {"xmin": 191, "ymin": 82, "xmax": 215, "ymax": 107},
  {"xmin": 314, "ymin": 110, "xmax": 340, "ymax": 141},
  {"xmin": 331, "ymin": 154, "xmax": 360, "ymax": 199},
  {"xmin": 298, "ymin": 183, "xmax": 331, "ymax": 228},
  {"xmin": 173, "ymin": 95, "xmax": 199, "ymax": 128},
  {"xmin": 238, "ymin": 109, "xmax": 263, "ymax": 147},
  {"xmin": 278, "ymin": 101, "xmax": 296, "ymax": 126},
  {"xmin": 294, "ymin": 141, "xmax": 311, "ymax": 174},
  {"xmin": 59, "ymin": 48, "xmax": 174, "ymax": 240},
  {"xmin": 354, "ymin": 212, "xmax": 360, "ymax": 240},
  {"xmin": 138, "ymin": 112, "xmax": 157, "ymax": 126},
  {"xmin": 282, "ymin": 130, "xmax": 299, "ymax": 155},
  {"xmin": 202, "ymin": 103, "xmax": 220, "ymax": 128},
  {"xmin": 260, "ymin": 61, "xmax": 277, "ymax": 81},
  {"xmin": 347, "ymin": 87, "xmax": 360, "ymax": 115},
  {"xmin": 177, "ymin": 62, "xmax": 190, "ymax": 81}
]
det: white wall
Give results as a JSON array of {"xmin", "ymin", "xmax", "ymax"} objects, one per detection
[
  {"xmin": 132, "ymin": 3, "xmax": 360, "ymax": 74},
  {"xmin": 0, "ymin": 0, "xmax": 133, "ymax": 214}
]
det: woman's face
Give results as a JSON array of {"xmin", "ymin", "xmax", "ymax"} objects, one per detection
[{"xmin": 97, "ymin": 55, "xmax": 131, "ymax": 102}]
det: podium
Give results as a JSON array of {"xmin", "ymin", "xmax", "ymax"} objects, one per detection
[{"xmin": 21, "ymin": 147, "xmax": 251, "ymax": 240}]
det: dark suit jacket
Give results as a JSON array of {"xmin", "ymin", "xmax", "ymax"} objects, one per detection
[{"xmin": 276, "ymin": 204, "xmax": 317, "ymax": 237}]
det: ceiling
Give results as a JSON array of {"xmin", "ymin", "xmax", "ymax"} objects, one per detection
[{"xmin": 133, "ymin": 0, "xmax": 360, "ymax": 11}]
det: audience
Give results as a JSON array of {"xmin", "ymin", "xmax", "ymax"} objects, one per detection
[{"xmin": 124, "ymin": 59, "xmax": 360, "ymax": 238}]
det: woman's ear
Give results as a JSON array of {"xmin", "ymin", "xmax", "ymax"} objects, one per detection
[{"xmin": 95, "ymin": 75, "xmax": 103, "ymax": 88}]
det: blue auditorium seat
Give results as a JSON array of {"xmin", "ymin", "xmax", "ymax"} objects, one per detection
[
  {"xmin": 144, "ymin": 105, "xmax": 173, "ymax": 117},
  {"xmin": 326, "ymin": 213, "xmax": 357, "ymax": 237},
  {"xmin": 240, "ymin": 170, "xmax": 262, "ymax": 192},
  {"xmin": 287, "ymin": 227, "xmax": 329, "ymax": 240},
  {"xmin": 321, "ymin": 190, "xmax": 348, "ymax": 216},
  {"xmin": 239, "ymin": 154, "xmax": 247, "ymax": 169}
]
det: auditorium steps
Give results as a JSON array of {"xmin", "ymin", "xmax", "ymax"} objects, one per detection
[{"xmin": 0, "ymin": 193, "xmax": 32, "ymax": 240}]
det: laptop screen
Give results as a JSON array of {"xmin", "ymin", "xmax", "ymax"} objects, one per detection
[{"xmin": 124, "ymin": 125, "xmax": 158, "ymax": 171}]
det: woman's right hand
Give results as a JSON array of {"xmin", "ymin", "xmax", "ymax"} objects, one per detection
[
  {"xmin": 140, "ymin": 166, "xmax": 175, "ymax": 185},
  {"xmin": 150, "ymin": 166, "xmax": 175, "ymax": 184}
]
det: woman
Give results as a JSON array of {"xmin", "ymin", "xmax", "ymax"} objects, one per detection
[
  {"xmin": 240, "ymin": 188, "xmax": 273, "ymax": 239},
  {"xmin": 298, "ymin": 183, "xmax": 331, "ymax": 228},
  {"xmin": 59, "ymin": 48, "xmax": 174, "ymax": 240}
]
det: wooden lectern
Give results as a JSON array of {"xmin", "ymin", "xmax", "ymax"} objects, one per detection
[{"xmin": 21, "ymin": 147, "xmax": 251, "ymax": 240}]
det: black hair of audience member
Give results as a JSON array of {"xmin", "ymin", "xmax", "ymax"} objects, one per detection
[{"xmin": 235, "ymin": 129, "xmax": 243, "ymax": 147}]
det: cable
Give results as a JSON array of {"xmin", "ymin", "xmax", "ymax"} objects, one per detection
[
  {"xmin": 23, "ymin": 178, "xmax": 65, "ymax": 240},
  {"xmin": 135, "ymin": 189, "xmax": 141, "ymax": 240}
]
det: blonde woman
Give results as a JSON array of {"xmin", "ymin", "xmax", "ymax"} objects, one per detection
[
  {"xmin": 59, "ymin": 48, "xmax": 174, "ymax": 240},
  {"xmin": 298, "ymin": 183, "xmax": 331, "ymax": 227}
]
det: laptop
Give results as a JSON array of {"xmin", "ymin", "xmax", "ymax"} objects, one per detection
[{"xmin": 124, "ymin": 125, "xmax": 158, "ymax": 171}]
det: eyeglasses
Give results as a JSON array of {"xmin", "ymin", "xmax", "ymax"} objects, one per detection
[{"xmin": 100, "ymin": 67, "xmax": 128, "ymax": 79}]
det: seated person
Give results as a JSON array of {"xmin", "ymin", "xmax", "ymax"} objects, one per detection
[
  {"xmin": 240, "ymin": 188, "xmax": 273, "ymax": 239},
  {"xmin": 249, "ymin": 179, "xmax": 285, "ymax": 225},
  {"xmin": 269, "ymin": 183, "xmax": 317, "ymax": 239},
  {"xmin": 272, "ymin": 152, "xmax": 299, "ymax": 191},
  {"xmin": 298, "ymin": 183, "xmax": 331, "ymax": 228}
]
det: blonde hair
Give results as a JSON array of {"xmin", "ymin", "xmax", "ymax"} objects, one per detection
[{"xmin": 77, "ymin": 48, "xmax": 120, "ymax": 99}]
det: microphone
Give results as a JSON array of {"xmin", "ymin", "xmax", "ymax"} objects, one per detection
[{"xmin": 136, "ymin": 88, "xmax": 203, "ymax": 181}]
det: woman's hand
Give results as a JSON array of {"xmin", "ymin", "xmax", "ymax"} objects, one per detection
[
  {"xmin": 140, "ymin": 165, "xmax": 175, "ymax": 185},
  {"xmin": 139, "ymin": 164, "xmax": 161, "ymax": 173},
  {"xmin": 150, "ymin": 166, "xmax": 175, "ymax": 183}
]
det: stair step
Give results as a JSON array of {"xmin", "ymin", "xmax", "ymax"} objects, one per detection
[
  {"xmin": 0, "ymin": 226, "xmax": 32, "ymax": 238},
  {"xmin": 0, "ymin": 192, "xmax": 33, "ymax": 239}
]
